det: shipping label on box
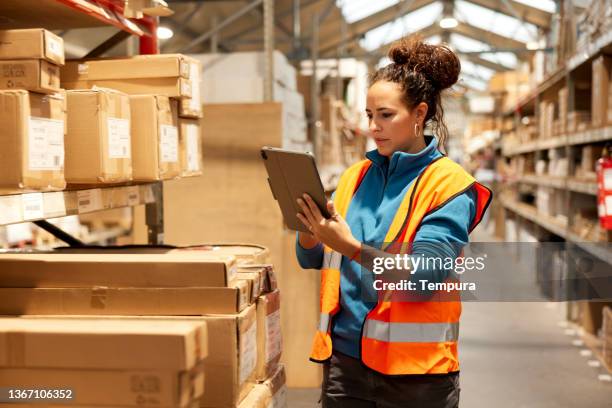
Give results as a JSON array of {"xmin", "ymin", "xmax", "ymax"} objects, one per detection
[
  {"xmin": 179, "ymin": 58, "xmax": 203, "ymax": 118},
  {"xmin": 28, "ymin": 116, "xmax": 64, "ymax": 170},
  {"xmin": 160, "ymin": 124, "xmax": 179, "ymax": 163},
  {"xmin": 0, "ymin": 60, "xmax": 60, "ymax": 94},
  {"xmin": 256, "ymin": 290, "xmax": 282, "ymax": 381},
  {"xmin": 107, "ymin": 117, "xmax": 131, "ymax": 159},
  {"xmin": 0, "ymin": 29, "xmax": 65, "ymax": 65},
  {"xmin": 179, "ymin": 118, "xmax": 202, "ymax": 177}
]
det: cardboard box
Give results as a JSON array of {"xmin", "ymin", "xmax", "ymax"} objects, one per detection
[
  {"xmin": 256, "ymin": 290, "xmax": 282, "ymax": 381},
  {"xmin": 188, "ymin": 244, "xmax": 271, "ymax": 265},
  {"xmin": 0, "ymin": 29, "xmax": 64, "ymax": 65},
  {"xmin": 0, "ymin": 365, "xmax": 204, "ymax": 407},
  {"xmin": 65, "ymin": 88, "xmax": 132, "ymax": 183},
  {"xmin": 592, "ymin": 55, "xmax": 612, "ymax": 128},
  {"xmin": 0, "ymin": 59, "xmax": 60, "ymax": 93},
  {"xmin": 237, "ymin": 384, "xmax": 269, "ymax": 408},
  {"xmin": 179, "ymin": 58, "xmax": 202, "ymax": 118},
  {"xmin": 0, "ymin": 90, "xmax": 66, "ymax": 192},
  {"xmin": 239, "ymin": 264, "xmax": 278, "ymax": 293},
  {"xmin": 178, "ymin": 117, "xmax": 202, "ymax": 177},
  {"xmin": 63, "ymin": 77, "xmax": 192, "ymax": 99},
  {"xmin": 238, "ymin": 272, "xmax": 263, "ymax": 304},
  {"xmin": 0, "ymin": 252, "xmax": 237, "ymax": 288},
  {"xmin": 0, "ymin": 283, "xmax": 250, "ymax": 316},
  {"xmin": 263, "ymin": 365, "xmax": 288, "ymax": 408},
  {"xmin": 130, "ymin": 95, "xmax": 181, "ymax": 181},
  {"xmin": 0, "ymin": 317, "xmax": 206, "ymax": 370}
]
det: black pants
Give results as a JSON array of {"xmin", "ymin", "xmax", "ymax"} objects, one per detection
[{"xmin": 322, "ymin": 351, "xmax": 460, "ymax": 408}]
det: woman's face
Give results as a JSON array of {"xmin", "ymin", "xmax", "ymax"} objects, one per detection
[{"xmin": 365, "ymin": 80, "xmax": 428, "ymax": 157}]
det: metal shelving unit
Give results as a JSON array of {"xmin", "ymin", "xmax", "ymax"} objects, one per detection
[{"xmin": 0, "ymin": 0, "xmax": 164, "ymax": 246}]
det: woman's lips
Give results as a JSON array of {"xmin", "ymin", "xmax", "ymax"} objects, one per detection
[{"xmin": 374, "ymin": 138, "xmax": 389, "ymax": 145}]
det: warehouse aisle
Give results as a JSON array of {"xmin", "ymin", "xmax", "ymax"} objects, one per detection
[{"xmin": 287, "ymin": 227, "xmax": 612, "ymax": 407}]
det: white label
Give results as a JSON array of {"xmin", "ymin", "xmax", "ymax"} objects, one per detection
[
  {"xmin": 267, "ymin": 385, "xmax": 288, "ymax": 408},
  {"xmin": 186, "ymin": 124, "xmax": 200, "ymax": 171},
  {"xmin": 159, "ymin": 125, "xmax": 178, "ymax": 163},
  {"xmin": 77, "ymin": 63, "xmax": 88, "ymax": 75},
  {"xmin": 227, "ymin": 265, "xmax": 237, "ymax": 283},
  {"xmin": 28, "ymin": 117, "xmax": 64, "ymax": 170},
  {"xmin": 0, "ymin": 196, "xmax": 23, "ymax": 225},
  {"xmin": 181, "ymin": 80, "xmax": 192, "ymax": 97},
  {"xmin": 604, "ymin": 168, "xmax": 612, "ymax": 190},
  {"xmin": 43, "ymin": 192, "xmax": 66, "ymax": 218},
  {"xmin": 21, "ymin": 193, "xmax": 44, "ymax": 220},
  {"xmin": 188, "ymin": 63, "xmax": 201, "ymax": 110},
  {"xmin": 77, "ymin": 189, "xmax": 103, "ymax": 213},
  {"xmin": 126, "ymin": 186, "xmax": 140, "ymax": 206},
  {"xmin": 606, "ymin": 196, "xmax": 612, "ymax": 216},
  {"xmin": 107, "ymin": 118, "xmax": 131, "ymax": 159},
  {"xmin": 239, "ymin": 323, "xmax": 257, "ymax": 386},
  {"xmin": 265, "ymin": 310, "xmax": 282, "ymax": 363},
  {"xmin": 47, "ymin": 37, "xmax": 62, "ymax": 58}
]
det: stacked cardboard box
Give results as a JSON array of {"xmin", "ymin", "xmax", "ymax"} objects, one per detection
[
  {"xmin": 0, "ymin": 29, "xmax": 66, "ymax": 192},
  {"xmin": 592, "ymin": 55, "xmax": 612, "ymax": 128},
  {"xmin": 604, "ymin": 306, "xmax": 612, "ymax": 370},
  {"xmin": 568, "ymin": 111, "xmax": 591, "ymax": 133},
  {"xmin": 0, "ymin": 317, "xmax": 207, "ymax": 407}
]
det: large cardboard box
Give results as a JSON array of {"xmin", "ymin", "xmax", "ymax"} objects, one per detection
[
  {"xmin": 256, "ymin": 290, "xmax": 282, "ymax": 381},
  {"xmin": 0, "ymin": 29, "xmax": 64, "ymax": 65},
  {"xmin": 0, "ymin": 90, "xmax": 65, "ymax": 192},
  {"xmin": 178, "ymin": 117, "xmax": 202, "ymax": 177},
  {"xmin": 0, "ymin": 59, "xmax": 60, "ymax": 93},
  {"xmin": 0, "ymin": 366, "xmax": 204, "ymax": 407},
  {"xmin": 0, "ymin": 317, "xmax": 207, "ymax": 370},
  {"xmin": 65, "ymin": 88, "xmax": 132, "ymax": 184},
  {"xmin": 130, "ymin": 95, "xmax": 181, "ymax": 181},
  {"xmin": 263, "ymin": 365, "xmax": 288, "ymax": 408},
  {"xmin": 0, "ymin": 283, "xmax": 250, "ymax": 316},
  {"xmin": 0, "ymin": 252, "xmax": 237, "ymax": 287},
  {"xmin": 61, "ymin": 54, "xmax": 193, "ymax": 98}
]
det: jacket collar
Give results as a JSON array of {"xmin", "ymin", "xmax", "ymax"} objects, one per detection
[{"xmin": 365, "ymin": 135, "xmax": 441, "ymax": 177}]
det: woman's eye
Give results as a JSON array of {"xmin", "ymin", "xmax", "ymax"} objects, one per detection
[{"xmin": 382, "ymin": 112, "xmax": 393, "ymax": 118}]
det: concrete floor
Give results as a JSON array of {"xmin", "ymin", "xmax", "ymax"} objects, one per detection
[{"xmin": 286, "ymin": 226, "xmax": 612, "ymax": 407}]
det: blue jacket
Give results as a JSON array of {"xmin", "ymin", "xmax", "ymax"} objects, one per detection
[{"xmin": 296, "ymin": 136, "xmax": 476, "ymax": 358}]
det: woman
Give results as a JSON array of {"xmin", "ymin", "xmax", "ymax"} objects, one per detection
[{"xmin": 295, "ymin": 36, "xmax": 492, "ymax": 408}]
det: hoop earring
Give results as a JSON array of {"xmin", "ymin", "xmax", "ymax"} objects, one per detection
[{"xmin": 414, "ymin": 123, "xmax": 420, "ymax": 138}]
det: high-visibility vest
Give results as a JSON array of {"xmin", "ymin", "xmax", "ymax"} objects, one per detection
[{"xmin": 310, "ymin": 156, "xmax": 492, "ymax": 375}]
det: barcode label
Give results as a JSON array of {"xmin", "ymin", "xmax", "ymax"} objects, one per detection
[
  {"xmin": 186, "ymin": 124, "xmax": 200, "ymax": 171},
  {"xmin": 107, "ymin": 117, "xmax": 131, "ymax": 159},
  {"xmin": 47, "ymin": 37, "xmax": 63, "ymax": 58},
  {"xmin": 28, "ymin": 117, "xmax": 64, "ymax": 171},
  {"xmin": 43, "ymin": 192, "xmax": 66, "ymax": 217},
  {"xmin": 126, "ymin": 186, "xmax": 140, "ymax": 206},
  {"xmin": 159, "ymin": 125, "xmax": 178, "ymax": 163},
  {"xmin": 21, "ymin": 193, "xmax": 44, "ymax": 220},
  {"xmin": 77, "ymin": 189, "xmax": 102, "ymax": 213}
]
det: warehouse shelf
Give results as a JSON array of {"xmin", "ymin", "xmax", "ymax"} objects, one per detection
[
  {"xmin": 503, "ymin": 136, "xmax": 566, "ymax": 156},
  {"xmin": 567, "ymin": 126, "xmax": 612, "ymax": 146},
  {"xmin": 500, "ymin": 197, "xmax": 567, "ymax": 238},
  {"xmin": 0, "ymin": 0, "xmax": 152, "ymax": 36},
  {"xmin": 568, "ymin": 322, "xmax": 612, "ymax": 375},
  {"xmin": 536, "ymin": 66, "xmax": 567, "ymax": 96},
  {"xmin": 0, "ymin": 183, "xmax": 158, "ymax": 227},
  {"xmin": 567, "ymin": 179, "xmax": 598, "ymax": 196},
  {"xmin": 519, "ymin": 174, "xmax": 566, "ymax": 189},
  {"xmin": 568, "ymin": 234, "xmax": 612, "ymax": 267},
  {"xmin": 568, "ymin": 30, "xmax": 612, "ymax": 72}
]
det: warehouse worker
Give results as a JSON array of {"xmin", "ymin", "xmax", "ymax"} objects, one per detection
[{"xmin": 295, "ymin": 36, "xmax": 491, "ymax": 408}]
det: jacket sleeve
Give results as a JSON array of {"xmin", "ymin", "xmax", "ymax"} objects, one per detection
[
  {"xmin": 294, "ymin": 191, "xmax": 336, "ymax": 270},
  {"xmin": 409, "ymin": 188, "xmax": 477, "ymax": 285}
]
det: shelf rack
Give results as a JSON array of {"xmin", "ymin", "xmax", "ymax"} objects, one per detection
[{"xmin": 0, "ymin": 0, "xmax": 164, "ymax": 246}]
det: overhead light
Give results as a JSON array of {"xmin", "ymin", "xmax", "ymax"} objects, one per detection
[
  {"xmin": 526, "ymin": 41, "xmax": 539, "ymax": 50},
  {"xmin": 157, "ymin": 26, "xmax": 174, "ymax": 40},
  {"xmin": 439, "ymin": 17, "xmax": 458, "ymax": 29}
]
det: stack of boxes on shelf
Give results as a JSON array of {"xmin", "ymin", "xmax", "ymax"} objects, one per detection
[
  {"xmin": 0, "ymin": 244, "xmax": 287, "ymax": 407},
  {"xmin": 604, "ymin": 306, "xmax": 612, "ymax": 371},
  {"xmin": 194, "ymin": 51, "xmax": 309, "ymax": 152},
  {"xmin": 0, "ymin": 28, "xmax": 203, "ymax": 194},
  {"xmin": 576, "ymin": 0, "xmax": 612, "ymax": 51},
  {"xmin": 592, "ymin": 55, "xmax": 612, "ymax": 129}
]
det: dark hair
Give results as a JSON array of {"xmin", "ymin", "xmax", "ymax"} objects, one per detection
[{"xmin": 369, "ymin": 35, "xmax": 460, "ymax": 152}]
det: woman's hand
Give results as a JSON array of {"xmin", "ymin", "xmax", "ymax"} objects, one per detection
[{"xmin": 296, "ymin": 194, "xmax": 360, "ymax": 258}]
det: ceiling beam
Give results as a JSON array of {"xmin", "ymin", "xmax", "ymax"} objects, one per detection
[
  {"xmin": 466, "ymin": 0, "xmax": 551, "ymax": 29},
  {"xmin": 461, "ymin": 53, "xmax": 511, "ymax": 72},
  {"xmin": 356, "ymin": 24, "xmax": 442, "ymax": 60},
  {"xmin": 318, "ymin": 0, "xmax": 437, "ymax": 56},
  {"xmin": 453, "ymin": 21, "xmax": 525, "ymax": 50}
]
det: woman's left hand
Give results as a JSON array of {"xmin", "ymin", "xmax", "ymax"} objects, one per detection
[{"xmin": 296, "ymin": 194, "xmax": 360, "ymax": 258}]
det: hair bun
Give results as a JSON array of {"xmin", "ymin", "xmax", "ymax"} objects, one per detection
[{"xmin": 388, "ymin": 35, "xmax": 460, "ymax": 90}]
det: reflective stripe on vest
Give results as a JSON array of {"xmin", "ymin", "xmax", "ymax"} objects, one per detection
[
  {"xmin": 323, "ymin": 250, "xmax": 342, "ymax": 270},
  {"xmin": 363, "ymin": 319, "xmax": 459, "ymax": 343},
  {"xmin": 319, "ymin": 313, "xmax": 331, "ymax": 333}
]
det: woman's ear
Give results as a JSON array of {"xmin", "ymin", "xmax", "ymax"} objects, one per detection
[{"xmin": 416, "ymin": 102, "xmax": 428, "ymax": 125}]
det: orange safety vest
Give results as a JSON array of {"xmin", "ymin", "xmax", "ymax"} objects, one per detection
[{"xmin": 310, "ymin": 156, "xmax": 492, "ymax": 375}]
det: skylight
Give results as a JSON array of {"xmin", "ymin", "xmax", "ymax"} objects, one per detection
[
  {"xmin": 336, "ymin": 0, "xmax": 400, "ymax": 24},
  {"xmin": 455, "ymin": 0, "xmax": 537, "ymax": 42}
]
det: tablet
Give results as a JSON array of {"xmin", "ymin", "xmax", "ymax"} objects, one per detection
[{"xmin": 261, "ymin": 146, "xmax": 331, "ymax": 233}]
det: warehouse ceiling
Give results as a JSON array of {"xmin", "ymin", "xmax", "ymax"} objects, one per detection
[{"xmin": 159, "ymin": 0, "xmax": 558, "ymax": 91}]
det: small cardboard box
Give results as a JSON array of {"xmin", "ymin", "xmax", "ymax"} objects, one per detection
[
  {"xmin": 255, "ymin": 290, "xmax": 282, "ymax": 381},
  {"xmin": 263, "ymin": 365, "xmax": 288, "ymax": 408},
  {"xmin": 0, "ymin": 283, "xmax": 250, "ymax": 316},
  {"xmin": 65, "ymin": 87, "xmax": 132, "ymax": 184},
  {"xmin": 130, "ymin": 95, "xmax": 181, "ymax": 181},
  {"xmin": 0, "ymin": 29, "xmax": 64, "ymax": 65},
  {"xmin": 61, "ymin": 54, "xmax": 193, "ymax": 98},
  {"xmin": 0, "ymin": 252, "xmax": 237, "ymax": 288},
  {"xmin": 0, "ymin": 317, "xmax": 207, "ymax": 370},
  {"xmin": 0, "ymin": 90, "xmax": 66, "ymax": 192},
  {"xmin": 0, "ymin": 365, "xmax": 204, "ymax": 407},
  {"xmin": 187, "ymin": 244, "xmax": 271, "ymax": 265},
  {"xmin": 238, "ymin": 384, "xmax": 269, "ymax": 408},
  {"xmin": 237, "ymin": 272, "xmax": 263, "ymax": 305},
  {"xmin": 179, "ymin": 58, "xmax": 202, "ymax": 118},
  {"xmin": 178, "ymin": 117, "xmax": 202, "ymax": 177},
  {"xmin": 0, "ymin": 59, "xmax": 60, "ymax": 94}
]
